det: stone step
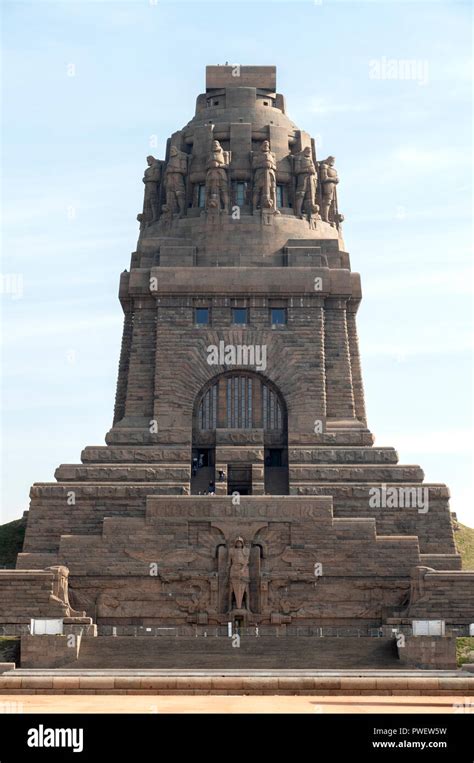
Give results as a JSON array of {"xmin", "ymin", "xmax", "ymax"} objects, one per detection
[
  {"xmin": 81, "ymin": 446, "xmax": 190, "ymax": 464},
  {"xmin": 57, "ymin": 463, "xmax": 420, "ymax": 484},
  {"xmin": 420, "ymin": 554, "xmax": 461, "ymax": 570},
  {"xmin": 55, "ymin": 464, "xmax": 191, "ymax": 482},
  {"xmin": 23, "ymin": 484, "xmax": 189, "ymax": 555},
  {"xmin": 0, "ymin": 666, "xmax": 474, "ymax": 708},
  {"xmin": 22, "ymin": 484, "xmax": 456, "ymax": 561},
  {"xmin": 288, "ymin": 447, "xmax": 398, "ymax": 464},
  {"xmin": 215, "ymin": 446, "xmax": 264, "ymax": 463},
  {"xmin": 30, "ymin": 482, "xmax": 189, "ymax": 499},
  {"xmin": 290, "ymin": 483, "xmax": 449, "ymax": 498},
  {"xmin": 289, "ymin": 483, "xmax": 456, "ymax": 559},
  {"xmin": 16, "ymin": 552, "xmax": 59, "ymax": 570},
  {"xmin": 288, "ymin": 465, "xmax": 424, "ymax": 482},
  {"xmin": 3, "ymin": 666, "xmax": 473, "ymax": 694},
  {"xmin": 79, "ymin": 446, "xmax": 400, "ymax": 467},
  {"xmin": 289, "ymin": 430, "xmax": 375, "ymax": 447}
]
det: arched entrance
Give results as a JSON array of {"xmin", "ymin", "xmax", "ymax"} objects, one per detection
[{"xmin": 192, "ymin": 372, "xmax": 288, "ymax": 495}]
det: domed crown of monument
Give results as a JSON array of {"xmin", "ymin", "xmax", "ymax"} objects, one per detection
[{"xmin": 137, "ymin": 65, "xmax": 343, "ymax": 266}]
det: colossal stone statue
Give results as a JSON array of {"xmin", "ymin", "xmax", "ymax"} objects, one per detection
[
  {"xmin": 141, "ymin": 155, "xmax": 162, "ymax": 225},
  {"xmin": 252, "ymin": 140, "xmax": 280, "ymax": 214},
  {"xmin": 205, "ymin": 139, "xmax": 230, "ymax": 212},
  {"xmin": 228, "ymin": 537, "xmax": 250, "ymax": 611},
  {"xmin": 320, "ymin": 155, "xmax": 339, "ymax": 223},
  {"xmin": 294, "ymin": 146, "xmax": 317, "ymax": 219},
  {"xmin": 164, "ymin": 146, "xmax": 188, "ymax": 218}
]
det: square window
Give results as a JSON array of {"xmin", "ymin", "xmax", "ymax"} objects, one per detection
[
  {"xmin": 232, "ymin": 307, "xmax": 248, "ymax": 325},
  {"xmin": 271, "ymin": 308, "xmax": 286, "ymax": 326},
  {"xmin": 195, "ymin": 307, "xmax": 209, "ymax": 325}
]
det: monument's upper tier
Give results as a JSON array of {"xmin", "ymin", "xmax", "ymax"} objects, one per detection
[
  {"xmin": 193, "ymin": 65, "xmax": 289, "ymax": 125},
  {"xmin": 137, "ymin": 65, "xmax": 345, "ymax": 264},
  {"xmin": 206, "ymin": 65, "xmax": 277, "ymax": 91},
  {"xmin": 185, "ymin": 65, "xmax": 296, "ymax": 143}
]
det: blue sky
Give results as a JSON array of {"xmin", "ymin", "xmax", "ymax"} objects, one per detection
[{"xmin": 1, "ymin": 0, "xmax": 473, "ymax": 525}]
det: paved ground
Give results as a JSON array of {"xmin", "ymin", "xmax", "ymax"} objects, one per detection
[{"xmin": 0, "ymin": 695, "xmax": 471, "ymax": 713}]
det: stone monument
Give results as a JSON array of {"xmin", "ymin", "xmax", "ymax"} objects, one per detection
[{"xmin": 2, "ymin": 66, "xmax": 472, "ymax": 668}]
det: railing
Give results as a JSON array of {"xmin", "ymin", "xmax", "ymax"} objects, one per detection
[
  {"xmin": 95, "ymin": 624, "xmax": 397, "ymax": 639},
  {"xmin": 3, "ymin": 622, "xmax": 471, "ymax": 638}
]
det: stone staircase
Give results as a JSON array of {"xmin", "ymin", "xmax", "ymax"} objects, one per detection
[
  {"xmin": 21, "ymin": 635, "xmax": 403, "ymax": 670},
  {"xmin": 191, "ymin": 466, "xmax": 215, "ymax": 495}
]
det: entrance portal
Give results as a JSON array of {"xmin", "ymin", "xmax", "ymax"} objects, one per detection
[{"xmin": 192, "ymin": 372, "xmax": 289, "ymax": 495}]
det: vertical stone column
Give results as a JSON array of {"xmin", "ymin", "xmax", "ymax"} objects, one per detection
[
  {"xmin": 113, "ymin": 309, "xmax": 133, "ymax": 424},
  {"xmin": 324, "ymin": 297, "xmax": 355, "ymax": 420},
  {"xmin": 346, "ymin": 300, "xmax": 367, "ymax": 424},
  {"xmin": 124, "ymin": 297, "xmax": 157, "ymax": 420},
  {"xmin": 313, "ymin": 296, "xmax": 327, "ymax": 422}
]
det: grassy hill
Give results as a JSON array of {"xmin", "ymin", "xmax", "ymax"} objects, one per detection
[
  {"xmin": 456, "ymin": 637, "xmax": 474, "ymax": 667},
  {"xmin": 453, "ymin": 521, "xmax": 474, "ymax": 569},
  {"xmin": 0, "ymin": 516, "xmax": 26, "ymax": 569}
]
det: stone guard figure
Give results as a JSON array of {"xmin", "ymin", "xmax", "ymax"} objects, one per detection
[
  {"xmin": 320, "ymin": 155, "xmax": 339, "ymax": 223},
  {"xmin": 141, "ymin": 155, "xmax": 162, "ymax": 226},
  {"xmin": 205, "ymin": 139, "xmax": 230, "ymax": 212},
  {"xmin": 252, "ymin": 140, "xmax": 280, "ymax": 214},
  {"xmin": 164, "ymin": 146, "xmax": 188, "ymax": 218},
  {"xmin": 294, "ymin": 146, "xmax": 317, "ymax": 219}
]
